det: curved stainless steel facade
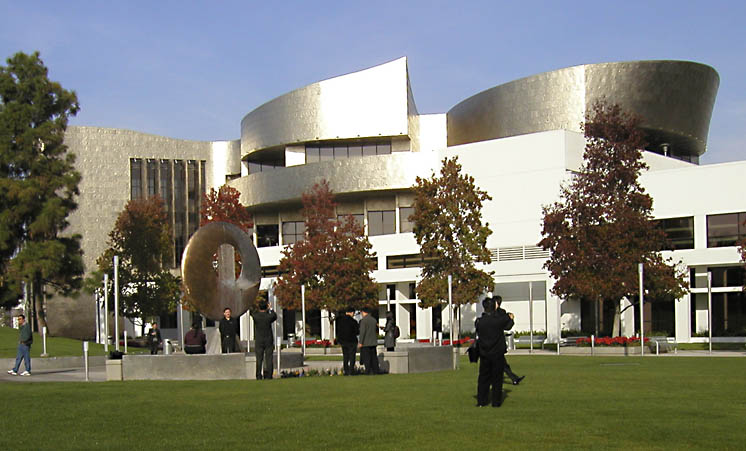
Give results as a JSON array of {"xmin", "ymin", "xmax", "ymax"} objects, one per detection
[
  {"xmin": 240, "ymin": 57, "xmax": 414, "ymax": 159},
  {"xmin": 447, "ymin": 61, "xmax": 719, "ymax": 157},
  {"xmin": 228, "ymin": 152, "xmax": 440, "ymax": 208}
]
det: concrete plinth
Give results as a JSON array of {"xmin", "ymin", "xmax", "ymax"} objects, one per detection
[{"xmin": 379, "ymin": 346, "xmax": 454, "ymax": 374}]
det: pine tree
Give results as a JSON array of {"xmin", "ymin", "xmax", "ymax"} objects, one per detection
[
  {"xmin": 539, "ymin": 101, "xmax": 687, "ymax": 336},
  {"xmin": 0, "ymin": 51, "xmax": 84, "ymax": 332}
]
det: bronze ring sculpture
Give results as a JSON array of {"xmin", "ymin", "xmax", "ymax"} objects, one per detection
[{"xmin": 181, "ymin": 221, "xmax": 261, "ymax": 321}]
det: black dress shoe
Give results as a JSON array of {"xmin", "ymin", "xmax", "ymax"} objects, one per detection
[{"xmin": 512, "ymin": 375, "xmax": 525, "ymax": 385}]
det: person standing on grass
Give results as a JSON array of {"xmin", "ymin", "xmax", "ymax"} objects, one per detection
[
  {"xmin": 358, "ymin": 307, "xmax": 380, "ymax": 375},
  {"xmin": 7, "ymin": 314, "xmax": 33, "ymax": 376},
  {"xmin": 475, "ymin": 297, "xmax": 514, "ymax": 407},
  {"xmin": 336, "ymin": 307, "xmax": 359, "ymax": 375},
  {"xmin": 147, "ymin": 322, "xmax": 162, "ymax": 355},
  {"xmin": 494, "ymin": 295, "xmax": 525, "ymax": 385},
  {"xmin": 219, "ymin": 307, "xmax": 240, "ymax": 353},
  {"xmin": 251, "ymin": 300, "xmax": 277, "ymax": 379}
]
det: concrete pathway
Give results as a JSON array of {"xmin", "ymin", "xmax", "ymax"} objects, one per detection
[{"xmin": 2, "ymin": 366, "xmax": 107, "ymax": 383}]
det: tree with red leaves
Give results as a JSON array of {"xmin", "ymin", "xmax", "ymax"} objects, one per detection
[
  {"xmin": 274, "ymin": 181, "xmax": 378, "ymax": 330},
  {"xmin": 200, "ymin": 185, "xmax": 253, "ymax": 231},
  {"xmin": 539, "ymin": 101, "xmax": 687, "ymax": 336},
  {"xmin": 86, "ymin": 196, "xmax": 181, "ymax": 322},
  {"xmin": 411, "ymin": 156, "xmax": 494, "ymax": 338}
]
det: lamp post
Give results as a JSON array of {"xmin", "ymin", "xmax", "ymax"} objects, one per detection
[
  {"xmin": 639, "ymin": 263, "xmax": 644, "ymax": 356},
  {"xmin": 114, "ymin": 255, "xmax": 120, "ymax": 352}
]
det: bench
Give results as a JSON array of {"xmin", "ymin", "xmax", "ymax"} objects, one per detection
[
  {"xmin": 649, "ymin": 336, "xmax": 677, "ymax": 354},
  {"xmin": 513, "ymin": 335, "xmax": 547, "ymax": 349}
]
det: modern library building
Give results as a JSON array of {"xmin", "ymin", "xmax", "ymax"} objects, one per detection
[{"xmin": 57, "ymin": 57, "xmax": 744, "ymax": 345}]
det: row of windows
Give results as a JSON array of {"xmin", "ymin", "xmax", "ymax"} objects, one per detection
[
  {"xmin": 655, "ymin": 212, "xmax": 746, "ymax": 250},
  {"xmin": 305, "ymin": 140, "xmax": 392, "ymax": 164},
  {"xmin": 130, "ymin": 158, "xmax": 206, "ymax": 266},
  {"xmin": 248, "ymin": 160, "xmax": 284, "ymax": 174},
  {"xmin": 386, "ymin": 253, "xmax": 439, "ymax": 269},
  {"xmin": 253, "ymin": 208, "xmax": 415, "ymax": 247}
]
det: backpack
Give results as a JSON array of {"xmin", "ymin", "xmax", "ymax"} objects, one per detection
[{"xmin": 394, "ymin": 325, "xmax": 400, "ymax": 339}]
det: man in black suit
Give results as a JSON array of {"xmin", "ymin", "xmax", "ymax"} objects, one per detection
[
  {"xmin": 251, "ymin": 300, "xmax": 278, "ymax": 379},
  {"xmin": 495, "ymin": 295, "xmax": 525, "ymax": 385},
  {"xmin": 335, "ymin": 307, "xmax": 359, "ymax": 375},
  {"xmin": 219, "ymin": 307, "xmax": 240, "ymax": 353},
  {"xmin": 475, "ymin": 297, "xmax": 514, "ymax": 407}
]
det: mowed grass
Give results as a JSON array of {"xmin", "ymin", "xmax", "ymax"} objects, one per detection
[{"xmin": 2, "ymin": 356, "xmax": 745, "ymax": 450}]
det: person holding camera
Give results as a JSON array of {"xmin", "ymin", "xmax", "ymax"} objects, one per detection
[
  {"xmin": 251, "ymin": 300, "xmax": 278, "ymax": 379},
  {"xmin": 475, "ymin": 297, "xmax": 514, "ymax": 407}
]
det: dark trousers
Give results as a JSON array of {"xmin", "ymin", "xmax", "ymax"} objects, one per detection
[
  {"xmin": 360, "ymin": 346, "xmax": 380, "ymax": 374},
  {"xmin": 477, "ymin": 354, "xmax": 505, "ymax": 406},
  {"xmin": 221, "ymin": 338, "xmax": 236, "ymax": 354},
  {"xmin": 255, "ymin": 341, "xmax": 274, "ymax": 379},
  {"xmin": 149, "ymin": 342, "xmax": 159, "ymax": 355},
  {"xmin": 504, "ymin": 359, "xmax": 519, "ymax": 382},
  {"xmin": 340, "ymin": 342, "xmax": 357, "ymax": 375}
]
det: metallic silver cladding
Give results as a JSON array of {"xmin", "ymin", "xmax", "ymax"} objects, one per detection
[
  {"xmin": 240, "ymin": 57, "xmax": 412, "ymax": 158},
  {"xmin": 447, "ymin": 61, "xmax": 719, "ymax": 157},
  {"xmin": 227, "ymin": 152, "xmax": 441, "ymax": 209},
  {"xmin": 58, "ymin": 127, "xmax": 222, "ymax": 338}
]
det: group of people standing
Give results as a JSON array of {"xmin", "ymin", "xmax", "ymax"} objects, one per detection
[{"xmin": 336, "ymin": 306, "xmax": 397, "ymax": 375}]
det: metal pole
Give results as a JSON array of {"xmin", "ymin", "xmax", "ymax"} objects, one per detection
[
  {"xmin": 707, "ymin": 271, "xmax": 712, "ymax": 355},
  {"xmin": 639, "ymin": 263, "xmax": 644, "ymax": 357},
  {"xmin": 123, "ymin": 330, "xmax": 128, "ymax": 354},
  {"xmin": 177, "ymin": 300, "xmax": 184, "ymax": 352},
  {"xmin": 114, "ymin": 255, "xmax": 120, "ymax": 352},
  {"xmin": 276, "ymin": 336, "xmax": 281, "ymax": 377},
  {"xmin": 103, "ymin": 274, "xmax": 109, "ymax": 353},
  {"xmin": 301, "ymin": 285, "xmax": 306, "ymax": 358},
  {"xmin": 557, "ymin": 298, "xmax": 561, "ymax": 355},
  {"xmin": 83, "ymin": 341, "xmax": 89, "ymax": 382},
  {"xmin": 448, "ymin": 275, "xmax": 453, "ymax": 344},
  {"xmin": 529, "ymin": 282, "xmax": 534, "ymax": 354},
  {"xmin": 41, "ymin": 326, "xmax": 48, "ymax": 357}
]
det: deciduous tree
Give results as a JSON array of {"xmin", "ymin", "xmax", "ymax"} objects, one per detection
[
  {"xmin": 275, "ymin": 181, "xmax": 378, "ymax": 332},
  {"xmin": 411, "ymin": 157, "xmax": 494, "ymax": 337},
  {"xmin": 86, "ymin": 197, "xmax": 180, "ymax": 322},
  {"xmin": 539, "ymin": 101, "xmax": 687, "ymax": 336},
  {"xmin": 0, "ymin": 51, "xmax": 84, "ymax": 333}
]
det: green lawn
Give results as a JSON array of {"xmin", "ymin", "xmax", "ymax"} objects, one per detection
[
  {"xmin": 0, "ymin": 326, "xmax": 148, "ymax": 358},
  {"xmin": 2, "ymin": 356, "xmax": 745, "ymax": 450}
]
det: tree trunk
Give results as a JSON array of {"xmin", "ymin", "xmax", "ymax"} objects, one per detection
[{"xmin": 33, "ymin": 275, "xmax": 48, "ymax": 333}]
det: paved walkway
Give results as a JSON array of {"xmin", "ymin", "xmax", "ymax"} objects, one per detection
[{"xmin": 2, "ymin": 350, "xmax": 742, "ymax": 383}]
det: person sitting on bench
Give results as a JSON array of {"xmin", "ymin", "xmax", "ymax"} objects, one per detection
[{"xmin": 184, "ymin": 320, "xmax": 207, "ymax": 354}]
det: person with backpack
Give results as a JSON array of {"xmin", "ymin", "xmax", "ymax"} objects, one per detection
[{"xmin": 383, "ymin": 310, "xmax": 399, "ymax": 352}]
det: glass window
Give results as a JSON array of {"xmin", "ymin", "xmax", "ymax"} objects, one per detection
[
  {"xmin": 146, "ymin": 159, "xmax": 157, "ymax": 198},
  {"xmin": 282, "ymin": 221, "xmax": 305, "ymax": 245},
  {"xmin": 159, "ymin": 160, "xmax": 171, "ymax": 205},
  {"xmin": 362, "ymin": 144, "xmax": 377, "ymax": 157},
  {"xmin": 348, "ymin": 145, "xmax": 363, "ymax": 158},
  {"xmin": 257, "ymin": 224, "xmax": 279, "ymax": 247},
  {"xmin": 376, "ymin": 142, "xmax": 391, "ymax": 155},
  {"xmin": 306, "ymin": 147, "xmax": 320, "ymax": 163},
  {"xmin": 399, "ymin": 207, "xmax": 415, "ymax": 233},
  {"xmin": 368, "ymin": 210, "xmax": 395, "ymax": 236},
  {"xmin": 656, "ymin": 216, "xmax": 694, "ymax": 250},
  {"xmin": 130, "ymin": 158, "xmax": 142, "ymax": 200},
  {"xmin": 320, "ymin": 146, "xmax": 334, "ymax": 161},
  {"xmin": 333, "ymin": 145, "xmax": 348, "ymax": 159},
  {"xmin": 707, "ymin": 212, "xmax": 746, "ymax": 247}
]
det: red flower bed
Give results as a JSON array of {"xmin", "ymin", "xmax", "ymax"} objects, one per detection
[
  {"xmin": 576, "ymin": 336, "xmax": 650, "ymax": 346},
  {"xmin": 293, "ymin": 339, "xmax": 332, "ymax": 347},
  {"xmin": 417, "ymin": 337, "xmax": 475, "ymax": 345}
]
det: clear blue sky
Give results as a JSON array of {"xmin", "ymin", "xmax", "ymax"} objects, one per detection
[{"xmin": 2, "ymin": 1, "xmax": 744, "ymax": 164}]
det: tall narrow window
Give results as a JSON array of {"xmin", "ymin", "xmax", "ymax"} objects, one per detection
[
  {"xmin": 146, "ymin": 159, "xmax": 158, "ymax": 198},
  {"xmin": 187, "ymin": 160, "xmax": 198, "ymax": 237},
  {"xmin": 173, "ymin": 160, "xmax": 186, "ymax": 262},
  {"xmin": 159, "ymin": 159, "xmax": 172, "ymax": 221},
  {"xmin": 130, "ymin": 158, "xmax": 142, "ymax": 200}
]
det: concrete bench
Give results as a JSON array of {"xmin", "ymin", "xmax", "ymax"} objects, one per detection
[
  {"xmin": 379, "ymin": 346, "xmax": 456, "ymax": 374},
  {"xmin": 649, "ymin": 336, "xmax": 677, "ymax": 354}
]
